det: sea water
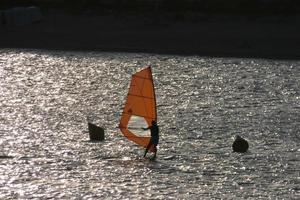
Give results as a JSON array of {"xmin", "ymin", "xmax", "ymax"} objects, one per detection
[{"xmin": 0, "ymin": 49, "xmax": 299, "ymax": 199}]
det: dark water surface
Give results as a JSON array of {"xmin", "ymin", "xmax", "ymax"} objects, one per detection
[{"xmin": 0, "ymin": 49, "xmax": 299, "ymax": 199}]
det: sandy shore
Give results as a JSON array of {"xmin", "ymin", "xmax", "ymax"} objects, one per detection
[{"xmin": 1, "ymin": 11, "xmax": 300, "ymax": 59}]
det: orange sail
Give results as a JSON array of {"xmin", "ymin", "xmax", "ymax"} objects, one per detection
[{"xmin": 119, "ymin": 67, "xmax": 157, "ymax": 152}]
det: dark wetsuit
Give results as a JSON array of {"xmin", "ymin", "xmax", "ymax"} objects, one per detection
[
  {"xmin": 150, "ymin": 124, "xmax": 159, "ymax": 145},
  {"xmin": 144, "ymin": 123, "xmax": 159, "ymax": 158}
]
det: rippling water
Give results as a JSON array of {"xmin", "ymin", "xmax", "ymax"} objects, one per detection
[{"xmin": 0, "ymin": 49, "xmax": 299, "ymax": 199}]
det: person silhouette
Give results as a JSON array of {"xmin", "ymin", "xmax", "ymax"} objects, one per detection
[{"xmin": 142, "ymin": 120, "xmax": 159, "ymax": 159}]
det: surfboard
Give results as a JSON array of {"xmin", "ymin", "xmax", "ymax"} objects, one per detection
[{"xmin": 119, "ymin": 66, "xmax": 157, "ymax": 152}]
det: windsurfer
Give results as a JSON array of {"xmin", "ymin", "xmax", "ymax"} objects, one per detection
[{"xmin": 142, "ymin": 120, "xmax": 159, "ymax": 159}]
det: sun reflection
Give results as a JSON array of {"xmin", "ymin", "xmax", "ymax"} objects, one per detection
[{"xmin": 0, "ymin": 50, "xmax": 298, "ymax": 199}]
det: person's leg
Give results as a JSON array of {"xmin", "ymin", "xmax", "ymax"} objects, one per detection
[
  {"xmin": 152, "ymin": 145, "xmax": 157, "ymax": 159},
  {"xmin": 144, "ymin": 142, "xmax": 152, "ymax": 157},
  {"xmin": 143, "ymin": 149, "xmax": 148, "ymax": 157}
]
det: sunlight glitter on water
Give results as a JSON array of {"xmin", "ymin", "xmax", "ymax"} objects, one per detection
[{"xmin": 0, "ymin": 49, "xmax": 299, "ymax": 199}]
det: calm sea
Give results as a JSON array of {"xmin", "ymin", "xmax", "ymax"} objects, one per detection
[{"xmin": 0, "ymin": 49, "xmax": 299, "ymax": 199}]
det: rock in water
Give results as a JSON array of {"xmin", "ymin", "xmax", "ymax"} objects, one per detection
[
  {"xmin": 232, "ymin": 135, "xmax": 249, "ymax": 153},
  {"xmin": 88, "ymin": 122, "xmax": 105, "ymax": 141}
]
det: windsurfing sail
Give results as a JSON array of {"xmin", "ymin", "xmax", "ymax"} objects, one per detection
[{"xmin": 119, "ymin": 67, "xmax": 157, "ymax": 152}]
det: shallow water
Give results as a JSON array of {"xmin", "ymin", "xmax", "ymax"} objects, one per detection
[{"xmin": 0, "ymin": 49, "xmax": 299, "ymax": 199}]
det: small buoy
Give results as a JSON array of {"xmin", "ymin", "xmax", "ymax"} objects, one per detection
[
  {"xmin": 232, "ymin": 135, "xmax": 249, "ymax": 153},
  {"xmin": 88, "ymin": 122, "xmax": 105, "ymax": 141}
]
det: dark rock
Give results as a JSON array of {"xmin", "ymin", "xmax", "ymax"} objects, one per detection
[
  {"xmin": 232, "ymin": 135, "xmax": 249, "ymax": 153},
  {"xmin": 88, "ymin": 122, "xmax": 105, "ymax": 141}
]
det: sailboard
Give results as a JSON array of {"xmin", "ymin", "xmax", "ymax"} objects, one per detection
[{"xmin": 119, "ymin": 67, "xmax": 157, "ymax": 152}]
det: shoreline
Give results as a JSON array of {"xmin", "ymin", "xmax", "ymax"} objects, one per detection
[{"xmin": 1, "ymin": 12, "xmax": 300, "ymax": 60}]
